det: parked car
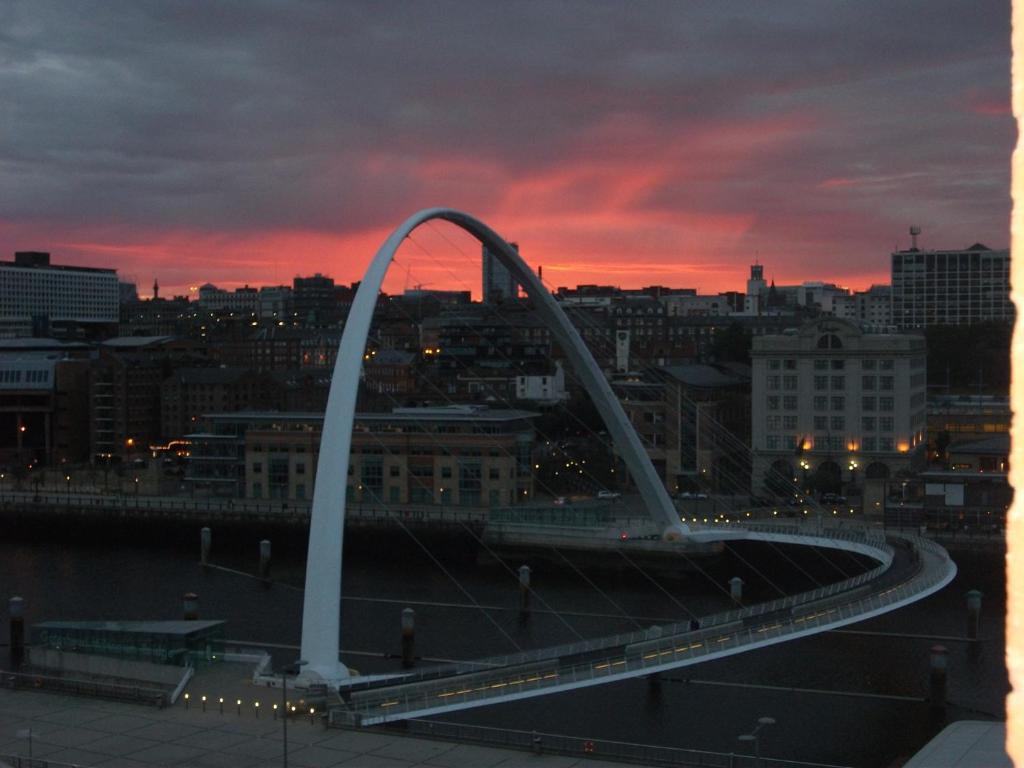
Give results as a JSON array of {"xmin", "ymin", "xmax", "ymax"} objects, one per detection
[
  {"xmin": 553, "ymin": 496, "xmax": 569, "ymax": 506},
  {"xmin": 597, "ymin": 490, "xmax": 621, "ymax": 500}
]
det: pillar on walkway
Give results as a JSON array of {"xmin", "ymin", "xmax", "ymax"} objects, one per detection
[
  {"xmin": 200, "ymin": 527, "xmax": 211, "ymax": 566},
  {"xmin": 729, "ymin": 576, "xmax": 744, "ymax": 602},
  {"xmin": 966, "ymin": 590, "xmax": 983, "ymax": 641},
  {"xmin": 9, "ymin": 596, "xmax": 24, "ymax": 669},
  {"xmin": 518, "ymin": 565, "xmax": 532, "ymax": 620},
  {"xmin": 401, "ymin": 608, "xmax": 415, "ymax": 669},
  {"xmin": 929, "ymin": 644, "xmax": 948, "ymax": 712},
  {"xmin": 183, "ymin": 592, "xmax": 199, "ymax": 621},
  {"xmin": 259, "ymin": 540, "xmax": 272, "ymax": 580}
]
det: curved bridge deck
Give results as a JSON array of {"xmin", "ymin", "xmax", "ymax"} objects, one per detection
[{"xmin": 330, "ymin": 523, "xmax": 955, "ymax": 727}]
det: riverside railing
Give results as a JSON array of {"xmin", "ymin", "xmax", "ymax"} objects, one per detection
[
  {"xmin": 393, "ymin": 719, "xmax": 856, "ymax": 768},
  {"xmin": 0, "ymin": 670, "xmax": 166, "ymax": 707},
  {"xmin": 338, "ymin": 536, "xmax": 952, "ymax": 724}
]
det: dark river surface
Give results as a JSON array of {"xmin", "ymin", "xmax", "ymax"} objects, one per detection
[{"xmin": 0, "ymin": 520, "xmax": 1008, "ymax": 767}]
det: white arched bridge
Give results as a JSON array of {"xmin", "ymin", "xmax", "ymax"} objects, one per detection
[{"xmin": 298, "ymin": 208, "xmax": 957, "ymax": 722}]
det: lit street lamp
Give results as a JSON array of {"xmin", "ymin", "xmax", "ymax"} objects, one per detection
[{"xmin": 281, "ymin": 658, "xmax": 308, "ymax": 768}]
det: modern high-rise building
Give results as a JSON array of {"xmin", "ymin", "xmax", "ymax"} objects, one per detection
[
  {"xmin": 0, "ymin": 252, "xmax": 119, "ymax": 338},
  {"xmin": 482, "ymin": 242, "xmax": 519, "ymax": 303},
  {"xmin": 891, "ymin": 239, "xmax": 1011, "ymax": 328}
]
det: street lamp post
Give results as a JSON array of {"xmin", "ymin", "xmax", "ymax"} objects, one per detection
[
  {"xmin": 282, "ymin": 659, "xmax": 308, "ymax": 768},
  {"xmin": 65, "ymin": 474, "xmax": 71, "ymax": 501},
  {"xmin": 738, "ymin": 716, "xmax": 776, "ymax": 768}
]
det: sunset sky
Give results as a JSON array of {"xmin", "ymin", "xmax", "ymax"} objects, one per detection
[{"xmin": 0, "ymin": 1, "xmax": 1012, "ymax": 299}]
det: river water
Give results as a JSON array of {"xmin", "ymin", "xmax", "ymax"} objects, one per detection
[{"xmin": 0, "ymin": 522, "xmax": 1007, "ymax": 767}]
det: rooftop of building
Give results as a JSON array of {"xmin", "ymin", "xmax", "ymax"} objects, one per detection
[
  {"xmin": 101, "ymin": 335, "xmax": 176, "ymax": 348},
  {"xmin": 893, "ymin": 242, "xmax": 1008, "ymax": 255},
  {"xmin": 34, "ymin": 620, "xmax": 225, "ymax": 636},
  {"xmin": 1, "ymin": 251, "xmax": 117, "ymax": 274},
  {"xmin": 0, "ymin": 337, "xmax": 92, "ymax": 351},
  {"xmin": 190, "ymin": 405, "xmax": 539, "ymax": 429},
  {"xmin": 661, "ymin": 362, "xmax": 751, "ymax": 388}
]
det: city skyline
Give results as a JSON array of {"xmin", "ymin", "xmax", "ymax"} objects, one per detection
[{"xmin": 0, "ymin": 2, "xmax": 1011, "ymax": 297}]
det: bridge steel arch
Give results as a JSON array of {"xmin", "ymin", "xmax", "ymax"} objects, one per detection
[{"xmin": 300, "ymin": 208, "xmax": 685, "ymax": 684}]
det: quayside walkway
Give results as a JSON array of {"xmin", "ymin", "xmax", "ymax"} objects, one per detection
[{"xmin": 331, "ymin": 522, "xmax": 955, "ymax": 726}]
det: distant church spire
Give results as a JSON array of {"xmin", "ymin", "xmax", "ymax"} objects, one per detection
[{"xmin": 153, "ymin": 278, "xmax": 160, "ymax": 300}]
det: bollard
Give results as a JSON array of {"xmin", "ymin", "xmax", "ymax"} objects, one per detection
[
  {"xmin": 966, "ymin": 590, "xmax": 983, "ymax": 641},
  {"xmin": 519, "ymin": 565, "xmax": 532, "ymax": 619},
  {"xmin": 9, "ymin": 597, "xmax": 24, "ymax": 669},
  {"xmin": 259, "ymin": 539, "xmax": 271, "ymax": 580},
  {"xmin": 729, "ymin": 577, "xmax": 744, "ymax": 602},
  {"xmin": 401, "ymin": 608, "xmax": 416, "ymax": 669},
  {"xmin": 200, "ymin": 527, "xmax": 212, "ymax": 566},
  {"xmin": 929, "ymin": 645, "xmax": 948, "ymax": 712},
  {"xmin": 183, "ymin": 592, "xmax": 199, "ymax": 621}
]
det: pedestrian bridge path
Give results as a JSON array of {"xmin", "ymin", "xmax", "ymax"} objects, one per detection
[{"xmin": 330, "ymin": 521, "xmax": 955, "ymax": 726}]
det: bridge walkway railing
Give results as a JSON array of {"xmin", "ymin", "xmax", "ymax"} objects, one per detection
[{"xmin": 337, "ymin": 536, "xmax": 952, "ymax": 725}]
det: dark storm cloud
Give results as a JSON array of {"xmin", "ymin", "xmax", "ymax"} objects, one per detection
[{"xmin": 0, "ymin": 0, "xmax": 1011, "ymax": 253}]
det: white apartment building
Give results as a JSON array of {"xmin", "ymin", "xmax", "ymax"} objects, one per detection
[
  {"xmin": 0, "ymin": 252, "xmax": 118, "ymax": 337},
  {"xmin": 197, "ymin": 283, "xmax": 259, "ymax": 314},
  {"xmin": 751, "ymin": 318, "xmax": 926, "ymax": 495}
]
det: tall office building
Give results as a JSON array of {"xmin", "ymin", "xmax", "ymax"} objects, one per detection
[
  {"xmin": 891, "ymin": 236, "xmax": 1011, "ymax": 328},
  {"xmin": 482, "ymin": 242, "xmax": 519, "ymax": 303},
  {"xmin": 0, "ymin": 252, "xmax": 119, "ymax": 338}
]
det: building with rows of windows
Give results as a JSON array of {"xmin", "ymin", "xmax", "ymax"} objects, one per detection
[
  {"xmin": 0, "ymin": 251, "xmax": 119, "ymax": 338},
  {"xmin": 751, "ymin": 318, "xmax": 926, "ymax": 497},
  {"xmin": 186, "ymin": 405, "xmax": 537, "ymax": 505},
  {"xmin": 891, "ymin": 242, "xmax": 1011, "ymax": 328}
]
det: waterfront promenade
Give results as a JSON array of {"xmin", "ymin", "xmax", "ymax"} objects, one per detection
[{"xmin": 0, "ymin": 684, "xmax": 628, "ymax": 768}]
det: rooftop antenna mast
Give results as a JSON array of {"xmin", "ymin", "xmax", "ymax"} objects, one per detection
[{"xmin": 910, "ymin": 225, "xmax": 921, "ymax": 251}]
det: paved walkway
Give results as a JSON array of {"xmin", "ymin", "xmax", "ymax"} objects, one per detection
[{"xmin": 0, "ymin": 686, "xmax": 622, "ymax": 768}]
